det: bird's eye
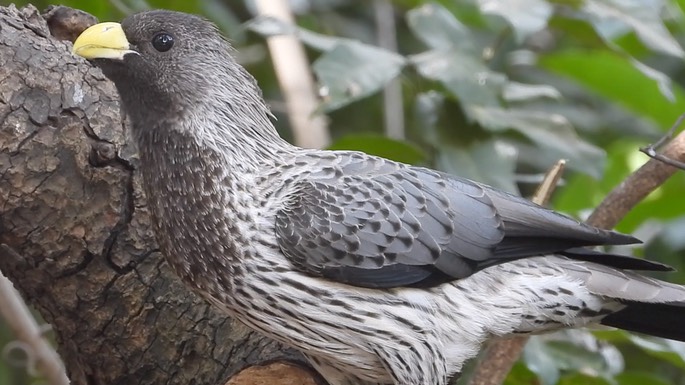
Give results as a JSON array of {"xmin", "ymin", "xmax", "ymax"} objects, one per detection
[{"xmin": 152, "ymin": 32, "xmax": 174, "ymax": 52}]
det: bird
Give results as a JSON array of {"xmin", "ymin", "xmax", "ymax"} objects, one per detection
[{"xmin": 72, "ymin": 10, "xmax": 685, "ymax": 385}]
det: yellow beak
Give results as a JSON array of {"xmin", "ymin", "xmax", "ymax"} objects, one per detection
[{"xmin": 72, "ymin": 22, "xmax": 137, "ymax": 60}]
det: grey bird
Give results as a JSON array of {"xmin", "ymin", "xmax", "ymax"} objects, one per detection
[{"xmin": 72, "ymin": 10, "xmax": 685, "ymax": 385}]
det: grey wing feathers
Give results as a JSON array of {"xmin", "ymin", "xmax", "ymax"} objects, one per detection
[
  {"xmin": 275, "ymin": 151, "xmax": 659, "ymax": 288},
  {"xmin": 484, "ymin": 187, "xmax": 638, "ymax": 250},
  {"xmin": 276, "ymin": 161, "xmax": 505, "ymax": 287}
]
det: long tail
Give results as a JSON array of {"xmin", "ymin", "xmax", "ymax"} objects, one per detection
[
  {"xmin": 601, "ymin": 301, "xmax": 685, "ymax": 341},
  {"xmin": 560, "ymin": 256, "xmax": 685, "ymax": 341}
]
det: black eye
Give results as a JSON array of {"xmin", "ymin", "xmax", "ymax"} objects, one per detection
[{"xmin": 152, "ymin": 32, "xmax": 174, "ymax": 52}]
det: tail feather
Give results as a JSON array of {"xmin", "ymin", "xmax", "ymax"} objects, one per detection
[
  {"xmin": 558, "ymin": 256, "xmax": 685, "ymax": 341},
  {"xmin": 562, "ymin": 259, "xmax": 685, "ymax": 303},
  {"xmin": 601, "ymin": 301, "xmax": 685, "ymax": 342}
]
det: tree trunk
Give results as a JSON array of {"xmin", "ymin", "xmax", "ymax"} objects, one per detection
[{"xmin": 0, "ymin": 5, "xmax": 318, "ymax": 385}]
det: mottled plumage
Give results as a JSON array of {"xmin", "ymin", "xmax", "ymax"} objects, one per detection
[{"xmin": 73, "ymin": 10, "xmax": 685, "ymax": 385}]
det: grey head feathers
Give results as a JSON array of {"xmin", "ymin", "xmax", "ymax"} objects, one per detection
[{"xmin": 94, "ymin": 10, "xmax": 285, "ymax": 157}]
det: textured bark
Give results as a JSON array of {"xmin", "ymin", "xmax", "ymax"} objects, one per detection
[{"xmin": 0, "ymin": 5, "xmax": 317, "ymax": 385}]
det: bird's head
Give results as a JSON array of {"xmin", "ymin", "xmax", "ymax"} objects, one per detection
[
  {"xmin": 72, "ymin": 10, "xmax": 273, "ymax": 149},
  {"xmin": 74, "ymin": 11, "xmax": 231, "ymax": 117}
]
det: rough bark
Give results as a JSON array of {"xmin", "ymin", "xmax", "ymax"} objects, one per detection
[{"xmin": 0, "ymin": 5, "xmax": 318, "ymax": 385}]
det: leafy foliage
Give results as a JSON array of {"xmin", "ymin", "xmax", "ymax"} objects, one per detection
[{"xmin": 3, "ymin": 0, "xmax": 685, "ymax": 384}]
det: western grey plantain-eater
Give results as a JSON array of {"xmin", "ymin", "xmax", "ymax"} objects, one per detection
[{"xmin": 73, "ymin": 10, "xmax": 685, "ymax": 385}]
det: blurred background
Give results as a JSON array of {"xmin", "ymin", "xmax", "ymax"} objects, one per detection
[{"xmin": 2, "ymin": 0, "xmax": 685, "ymax": 384}]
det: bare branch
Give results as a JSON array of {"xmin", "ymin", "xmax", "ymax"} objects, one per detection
[
  {"xmin": 0, "ymin": 256, "xmax": 69, "ymax": 385},
  {"xmin": 253, "ymin": 0, "xmax": 330, "ymax": 149},
  {"xmin": 639, "ymin": 112, "xmax": 685, "ymax": 170},
  {"xmin": 225, "ymin": 362, "xmax": 318, "ymax": 385},
  {"xmin": 589, "ymin": 122, "xmax": 685, "ymax": 229},
  {"xmin": 466, "ymin": 160, "xmax": 566, "ymax": 385},
  {"xmin": 531, "ymin": 160, "xmax": 567, "ymax": 205},
  {"xmin": 373, "ymin": 0, "xmax": 404, "ymax": 140}
]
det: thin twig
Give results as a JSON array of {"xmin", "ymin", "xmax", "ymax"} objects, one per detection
[
  {"xmin": 531, "ymin": 160, "xmax": 567, "ymax": 205},
  {"xmin": 639, "ymin": 112, "xmax": 685, "ymax": 170},
  {"xmin": 465, "ymin": 160, "xmax": 566, "ymax": 385},
  {"xmin": 373, "ymin": 0, "xmax": 404, "ymax": 140},
  {"xmin": 253, "ymin": 0, "xmax": 330, "ymax": 149},
  {"xmin": 466, "ymin": 115, "xmax": 685, "ymax": 385},
  {"xmin": 0, "ymin": 247, "xmax": 69, "ymax": 385},
  {"xmin": 589, "ymin": 123, "xmax": 685, "ymax": 229}
]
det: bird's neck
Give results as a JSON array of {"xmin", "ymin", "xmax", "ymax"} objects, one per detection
[
  {"xmin": 183, "ymin": 101, "xmax": 292, "ymax": 166},
  {"xmin": 114, "ymin": 51, "xmax": 295, "ymax": 166},
  {"xmin": 129, "ymin": 64, "xmax": 297, "ymax": 298},
  {"xmin": 135, "ymin": 124, "xmax": 261, "ymax": 297}
]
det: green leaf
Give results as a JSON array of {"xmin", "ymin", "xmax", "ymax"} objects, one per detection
[
  {"xmin": 313, "ymin": 42, "xmax": 406, "ymax": 111},
  {"xmin": 478, "ymin": 0, "xmax": 553, "ymax": 41},
  {"xmin": 413, "ymin": 91, "xmax": 446, "ymax": 147},
  {"xmin": 629, "ymin": 58, "xmax": 675, "ymax": 102},
  {"xmin": 553, "ymin": 140, "xmax": 628, "ymax": 215},
  {"xmin": 466, "ymin": 106, "xmax": 606, "ymax": 178},
  {"xmin": 201, "ymin": 0, "xmax": 245, "ymax": 42},
  {"xmin": 582, "ymin": 0, "xmax": 685, "ymax": 58},
  {"xmin": 547, "ymin": 15, "xmax": 607, "ymax": 49},
  {"xmin": 619, "ymin": 171, "xmax": 685, "ymax": 233},
  {"xmin": 540, "ymin": 50, "xmax": 685, "ymax": 129},
  {"xmin": 626, "ymin": 335, "xmax": 685, "ymax": 370},
  {"xmin": 524, "ymin": 337, "xmax": 562, "ymax": 385},
  {"xmin": 406, "ymin": 2, "xmax": 473, "ymax": 51},
  {"xmin": 247, "ymin": 16, "xmax": 341, "ymax": 51},
  {"xmin": 503, "ymin": 362, "xmax": 539, "ymax": 385},
  {"xmin": 503, "ymin": 82, "xmax": 562, "ymax": 102},
  {"xmin": 654, "ymin": 217, "xmax": 685, "ymax": 251},
  {"xmin": 247, "ymin": 15, "xmax": 297, "ymax": 37},
  {"xmin": 436, "ymin": 140, "xmax": 519, "ymax": 194},
  {"xmin": 411, "ymin": 49, "xmax": 505, "ymax": 107},
  {"xmin": 615, "ymin": 372, "xmax": 672, "ymax": 385},
  {"xmin": 144, "ymin": 0, "xmax": 200, "ymax": 14},
  {"xmin": 558, "ymin": 373, "xmax": 612, "ymax": 385},
  {"xmin": 407, "ymin": 3, "xmax": 513, "ymax": 111},
  {"xmin": 525, "ymin": 331, "xmax": 623, "ymax": 385},
  {"xmin": 327, "ymin": 134, "xmax": 426, "ymax": 165}
]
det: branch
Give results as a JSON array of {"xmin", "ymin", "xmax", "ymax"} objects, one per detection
[
  {"xmin": 253, "ymin": 0, "xmax": 330, "ymax": 149},
  {"xmin": 373, "ymin": 0, "xmax": 404, "ymax": 140},
  {"xmin": 466, "ymin": 160, "xmax": 566, "ymax": 385},
  {"xmin": 0, "ymin": 259, "xmax": 69, "ymax": 385},
  {"xmin": 466, "ymin": 116, "xmax": 685, "ymax": 385},
  {"xmin": 639, "ymin": 113, "xmax": 685, "ymax": 171},
  {"xmin": 589, "ymin": 122, "xmax": 685, "ymax": 229}
]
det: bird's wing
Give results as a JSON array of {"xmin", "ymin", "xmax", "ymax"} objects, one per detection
[{"xmin": 274, "ymin": 152, "xmax": 654, "ymax": 288}]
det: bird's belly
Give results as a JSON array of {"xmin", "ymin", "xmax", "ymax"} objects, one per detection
[{"xmin": 207, "ymin": 293, "xmax": 393, "ymax": 383}]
